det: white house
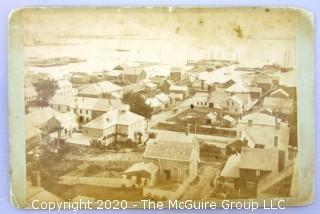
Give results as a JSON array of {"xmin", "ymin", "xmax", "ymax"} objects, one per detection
[
  {"xmin": 82, "ymin": 105, "xmax": 146, "ymax": 144},
  {"xmin": 221, "ymin": 96, "xmax": 245, "ymax": 116},
  {"xmin": 169, "ymin": 85, "xmax": 189, "ymax": 101},
  {"xmin": 49, "ymin": 95, "xmax": 122, "ymax": 123},
  {"xmin": 25, "ymin": 86, "xmax": 38, "ymax": 104},
  {"xmin": 263, "ymin": 88, "xmax": 294, "ymax": 115},
  {"xmin": 54, "ymin": 79, "xmax": 75, "ymax": 96},
  {"xmin": 78, "ymin": 81, "xmax": 123, "ymax": 99}
]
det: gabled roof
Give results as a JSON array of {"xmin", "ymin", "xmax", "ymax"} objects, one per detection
[
  {"xmin": 124, "ymin": 162, "xmax": 159, "ymax": 175},
  {"xmin": 220, "ymin": 154, "xmax": 241, "ymax": 178},
  {"xmin": 238, "ymin": 112, "xmax": 281, "ymax": 127},
  {"xmin": 82, "ymin": 108, "xmax": 145, "ymax": 129},
  {"xmin": 242, "ymin": 125, "xmax": 290, "ymax": 151},
  {"xmin": 155, "ymin": 93, "xmax": 170, "ymax": 103},
  {"xmin": 144, "ymin": 140, "xmax": 196, "ymax": 162},
  {"xmin": 56, "ymin": 79, "xmax": 72, "ymax": 88},
  {"xmin": 270, "ymin": 88, "xmax": 290, "ymax": 98},
  {"xmin": 145, "ymin": 97, "xmax": 163, "ymax": 108},
  {"xmin": 25, "ymin": 107, "xmax": 55, "ymax": 127},
  {"xmin": 238, "ymin": 147, "xmax": 279, "ymax": 171},
  {"xmin": 78, "ymin": 81, "xmax": 122, "ymax": 96},
  {"xmin": 50, "ymin": 96, "xmax": 121, "ymax": 112},
  {"xmin": 206, "ymin": 112, "xmax": 217, "ymax": 120},
  {"xmin": 225, "ymin": 82, "xmax": 250, "ymax": 93}
]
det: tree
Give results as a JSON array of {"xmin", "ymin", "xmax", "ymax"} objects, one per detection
[
  {"xmin": 34, "ymin": 79, "xmax": 55, "ymax": 106},
  {"xmin": 123, "ymin": 92, "xmax": 152, "ymax": 119}
]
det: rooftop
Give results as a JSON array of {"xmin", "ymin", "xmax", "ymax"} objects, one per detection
[
  {"xmin": 82, "ymin": 108, "xmax": 145, "ymax": 130},
  {"xmin": 220, "ymin": 154, "xmax": 241, "ymax": 178},
  {"xmin": 50, "ymin": 95, "xmax": 121, "ymax": 112},
  {"xmin": 169, "ymin": 85, "xmax": 188, "ymax": 92},
  {"xmin": 144, "ymin": 140, "xmax": 196, "ymax": 162},
  {"xmin": 78, "ymin": 81, "xmax": 122, "ymax": 96},
  {"xmin": 238, "ymin": 147, "xmax": 279, "ymax": 171},
  {"xmin": 270, "ymin": 88, "xmax": 290, "ymax": 98},
  {"xmin": 124, "ymin": 162, "xmax": 159, "ymax": 175},
  {"xmin": 238, "ymin": 112, "xmax": 281, "ymax": 127},
  {"xmin": 225, "ymin": 82, "xmax": 250, "ymax": 93}
]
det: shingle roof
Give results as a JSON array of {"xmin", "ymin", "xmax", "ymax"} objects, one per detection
[
  {"xmin": 143, "ymin": 140, "xmax": 196, "ymax": 162},
  {"xmin": 238, "ymin": 147, "xmax": 279, "ymax": 171}
]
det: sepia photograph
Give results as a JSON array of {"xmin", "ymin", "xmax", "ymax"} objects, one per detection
[{"xmin": 8, "ymin": 7, "xmax": 314, "ymax": 208}]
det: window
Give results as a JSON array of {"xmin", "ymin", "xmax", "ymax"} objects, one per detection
[
  {"xmin": 227, "ymin": 101, "xmax": 229, "ymax": 106},
  {"xmin": 58, "ymin": 106, "xmax": 60, "ymax": 110},
  {"xmin": 246, "ymin": 181, "xmax": 256, "ymax": 190},
  {"xmin": 67, "ymin": 107, "xmax": 70, "ymax": 111},
  {"xmin": 232, "ymin": 102, "xmax": 234, "ymax": 106},
  {"xmin": 235, "ymin": 108, "xmax": 238, "ymax": 112},
  {"xmin": 80, "ymin": 109, "xmax": 82, "ymax": 114},
  {"xmin": 86, "ymin": 110, "xmax": 89, "ymax": 115}
]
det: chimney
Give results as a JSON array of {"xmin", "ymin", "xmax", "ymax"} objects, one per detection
[
  {"xmin": 248, "ymin": 120, "xmax": 253, "ymax": 127},
  {"xmin": 274, "ymin": 136, "xmax": 278, "ymax": 147}
]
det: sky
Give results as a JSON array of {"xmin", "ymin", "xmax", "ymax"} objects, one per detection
[{"xmin": 20, "ymin": 7, "xmax": 297, "ymax": 67}]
